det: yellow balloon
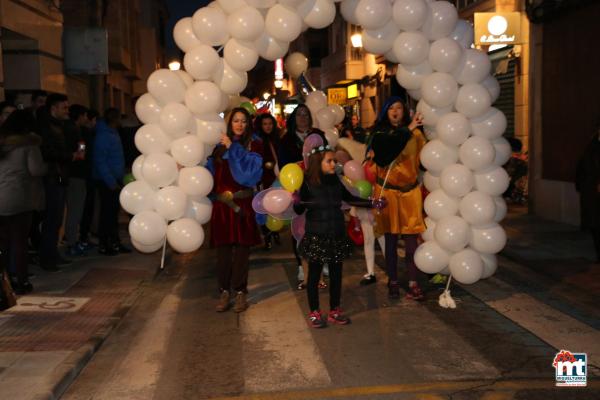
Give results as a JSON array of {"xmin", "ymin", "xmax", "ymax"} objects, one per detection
[
  {"xmin": 266, "ymin": 215, "xmax": 285, "ymax": 232},
  {"xmin": 279, "ymin": 163, "xmax": 304, "ymax": 192}
]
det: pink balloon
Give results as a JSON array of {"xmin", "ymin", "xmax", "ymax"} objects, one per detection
[
  {"xmin": 291, "ymin": 213, "xmax": 306, "ymax": 242},
  {"xmin": 343, "ymin": 160, "xmax": 365, "ymax": 181},
  {"xmin": 335, "ymin": 150, "xmax": 351, "ymax": 165},
  {"xmin": 252, "ymin": 187, "xmax": 277, "ymax": 214},
  {"xmin": 272, "ymin": 204, "xmax": 297, "ymax": 220},
  {"xmin": 263, "ymin": 189, "xmax": 292, "ymax": 215}
]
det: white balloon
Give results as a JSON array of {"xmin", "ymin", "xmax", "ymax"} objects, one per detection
[
  {"xmin": 316, "ymin": 107, "xmax": 336, "ymax": 129},
  {"xmin": 474, "ymin": 166, "xmax": 510, "ymax": 196},
  {"xmin": 129, "ymin": 211, "xmax": 167, "ymax": 246},
  {"xmin": 423, "ymin": 125, "xmax": 437, "ymax": 140},
  {"xmin": 421, "ymin": 0, "xmax": 458, "ymax": 40},
  {"xmin": 305, "ymin": 91, "xmax": 328, "ymax": 112},
  {"xmin": 459, "ymin": 191, "xmax": 496, "ymax": 226},
  {"xmin": 393, "ymin": 0, "xmax": 428, "ymax": 31},
  {"xmin": 228, "ymin": 6, "xmax": 265, "ymax": 41},
  {"xmin": 423, "ymin": 171, "xmax": 441, "ymax": 192},
  {"xmin": 340, "ymin": 0, "xmax": 361, "ymax": 25},
  {"xmin": 393, "ymin": 31, "xmax": 429, "ymax": 66},
  {"xmin": 429, "ymin": 38, "xmax": 463, "ymax": 73},
  {"xmin": 175, "ymin": 70, "xmax": 194, "ymax": 88},
  {"xmin": 183, "ymin": 45, "xmax": 220, "ymax": 80},
  {"xmin": 167, "ymin": 218, "xmax": 205, "ymax": 253},
  {"xmin": 142, "ymin": 153, "xmax": 178, "ymax": 188},
  {"xmin": 416, "ymin": 99, "xmax": 452, "ymax": 128},
  {"xmin": 407, "ymin": 88, "xmax": 422, "ymax": 101},
  {"xmin": 459, "ymin": 136, "xmax": 495, "ymax": 171},
  {"xmin": 119, "ymin": 181, "xmax": 155, "ymax": 215},
  {"xmin": 421, "ymin": 72, "xmax": 458, "ymax": 108},
  {"xmin": 184, "ymin": 196, "xmax": 213, "ymax": 224},
  {"xmin": 216, "ymin": 0, "xmax": 248, "ymax": 14},
  {"xmin": 170, "ymin": 135, "xmax": 206, "ymax": 167},
  {"xmin": 178, "ymin": 166, "xmax": 214, "ymax": 197},
  {"xmin": 395, "ymin": 61, "xmax": 432, "ymax": 91},
  {"xmin": 480, "ymin": 253, "xmax": 497, "ymax": 279},
  {"xmin": 147, "ymin": 69, "xmax": 186, "ymax": 105},
  {"xmin": 132, "ymin": 239, "xmax": 164, "ymax": 254},
  {"xmin": 328, "ymin": 104, "xmax": 345, "ymax": 125},
  {"xmin": 265, "ymin": 4, "xmax": 302, "ymax": 42},
  {"xmin": 159, "ymin": 103, "xmax": 192, "ymax": 139},
  {"xmin": 173, "ymin": 17, "xmax": 202, "ymax": 52},
  {"xmin": 420, "ymin": 139, "xmax": 459, "ymax": 174},
  {"xmin": 363, "ymin": 19, "xmax": 400, "ymax": 55},
  {"xmin": 491, "ymin": 137, "xmax": 511, "ymax": 166},
  {"xmin": 212, "ymin": 59, "xmax": 248, "ymax": 95},
  {"xmin": 135, "ymin": 124, "xmax": 172, "ymax": 155},
  {"xmin": 192, "ymin": 6, "xmax": 229, "ymax": 46},
  {"xmin": 481, "ymin": 75, "xmax": 500, "ymax": 103},
  {"xmin": 451, "ymin": 19, "xmax": 474, "ymax": 48},
  {"xmin": 422, "ymin": 216, "xmax": 436, "ymax": 242},
  {"xmin": 449, "ymin": 248, "xmax": 483, "ymax": 284},
  {"xmin": 246, "ymin": 0, "xmax": 276, "ymax": 7},
  {"xmin": 434, "ymin": 215, "xmax": 471, "ymax": 252},
  {"xmin": 323, "ymin": 127, "xmax": 339, "ymax": 147},
  {"xmin": 436, "ymin": 112, "xmax": 471, "ymax": 146},
  {"xmin": 154, "ymin": 186, "xmax": 188, "ymax": 221},
  {"xmin": 224, "ymin": 38, "xmax": 259, "ymax": 72},
  {"xmin": 493, "ymin": 196, "xmax": 507, "ymax": 222},
  {"xmin": 254, "ymin": 32, "xmax": 290, "ymax": 61},
  {"xmin": 453, "ymin": 49, "xmax": 491, "ymax": 85},
  {"xmin": 470, "ymin": 223, "xmax": 507, "ymax": 254},
  {"xmin": 132, "ymin": 155, "xmax": 145, "ymax": 181},
  {"xmin": 185, "ymin": 81, "xmax": 223, "ymax": 115},
  {"xmin": 135, "ymin": 94, "xmax": 162, "ymax": 125},
  {"xmin": 356, "ymin": 0, "xmax": 392, "ymax": 30},
  {"xmin": 279, "ymin": 0, "xmax": 303, "ymax": 7},
  {"xmin": 195, "ymin": 113, "xmax": 227, "ymax": 145},
  {"xmin": 414, "ymin": 241, "xmax": 450, "ymax": 274},
  {"xmin": 455, "ymin": 83, "xmax": 492, "ymax": 119},
  {"xmin": 424, "ymin": 189, "xmax": 459, "ymax": 220},
  {"xmin": 299, "ymin": 0, "xmax": 336, "ymax": 29},
  {"xmin": 470, "ymin": 108, "xmax": 506, "ymax": 140},
  {"xmin": 285, "ymin": 52, "xmax": 309, "ymax": 79},
  {"xmin": 440, "ymin": 163, "xmax": 474, "ymax": 197}
]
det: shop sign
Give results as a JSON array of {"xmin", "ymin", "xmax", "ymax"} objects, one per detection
[
  {"xmin": 475, "ymin": 12, "xmax": 521, "ymax": 45},
  {"xmin": 347, "ymin": 83, "xmax": 358, "ymax": 99},
  {"xmin": 328, "ymin": 87, "xmax": 347, "ymax": 105}
]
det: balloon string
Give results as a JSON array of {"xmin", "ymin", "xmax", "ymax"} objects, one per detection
[
  {"xmin": 444, "ymin": 274, "xmax": 453, "ymax": 293},
  {"xmin": 379, "ymin": 160, "xmax": 395, "ymax": 200},
  {"xmin": 217, "ymin": 46, "xmax": 224, "ymax": 54}
]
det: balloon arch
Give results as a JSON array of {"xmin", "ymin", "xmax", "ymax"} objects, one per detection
[{"xmin": 122, "ymin": 0, "xmax": 510, "ymax": 289}]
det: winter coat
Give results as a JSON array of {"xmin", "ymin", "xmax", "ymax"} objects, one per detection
[
  {"xmin": 39, "ymin": 116, "xmax": 72, "ymax": 185},
  {"xmin": 0, "ymin": 133, "xmax": 47, "ymax": 215},
  {"xmin": 93, "ymin": 120, "xmax": 125, "ymax": 189},
  {"xmin": 576, "ymin": 137, "xmax": 600, "ymax": 230}
]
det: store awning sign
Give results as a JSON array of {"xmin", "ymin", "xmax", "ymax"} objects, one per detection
[
  {"xmin": 475, "ymin": 12, "xmax": 522, "ymax": 45},
  {"xmin": 328, "ymin": 87, "xmax": 347, "ymax": 105},
  {"xmin": 347, "ymin": 83, "xmax": 358, "ymax": 99}
]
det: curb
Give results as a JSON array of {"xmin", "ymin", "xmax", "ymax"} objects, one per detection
[{"xmin": 35, "ymin": 283, "xmax": 146, "ymax": 400}]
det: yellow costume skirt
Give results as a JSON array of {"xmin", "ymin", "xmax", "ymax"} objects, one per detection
[{"xmin": 373, "ymin": 184, "xmax": 425, "ymax": 235}]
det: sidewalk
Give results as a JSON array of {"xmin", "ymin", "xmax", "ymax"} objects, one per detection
[{"xmin": 0, "ymin": 244, "xmax": 161, "ymax": 400}]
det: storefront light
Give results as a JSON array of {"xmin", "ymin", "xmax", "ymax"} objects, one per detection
[
  {"xmin": 351, "ymin": 33, "xmax": 363, "ymax": 48},
  {"xmin": 274, "ymin": 79, "xmax": 283, "ymax": 89},
  {"xmin": 263, "ymin": 92, "xmax": 270, "ymax": 100},
  {"xmin": 168, "ymin": 60, "xmax": 181, "ymax": 71}
]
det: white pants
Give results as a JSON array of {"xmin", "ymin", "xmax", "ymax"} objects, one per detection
[{"xmin": 353, "ymin": 208, "xmax": 385, "ymax": 276}]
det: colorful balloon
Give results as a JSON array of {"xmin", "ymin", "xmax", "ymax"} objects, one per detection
[
  {"xmin": 279, "ymin": 163, "xmax": 304, "ymax": 192},
  {"xmin": 266, "ymin": 215, "xmax": 285, "ymax": 232},
  {"xmin": 354, "ymin": 180, "xmax": 373, "ymax": 199}
]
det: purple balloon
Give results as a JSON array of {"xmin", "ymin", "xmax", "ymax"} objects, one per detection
[
  {"xmin": 291, "ymin": 213, "xmax": 306, "ymax": 242},
  {"xmin": 252, "ymin": 187, "xmax": 277, "ymax": 214}
]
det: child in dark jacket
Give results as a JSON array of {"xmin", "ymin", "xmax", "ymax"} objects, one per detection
[{"xmin": 294, "ymin": 144, "xmax": 386, "ymax": 328}]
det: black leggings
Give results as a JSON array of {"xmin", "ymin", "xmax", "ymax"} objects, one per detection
[{"xmin": 307, "ymin": 261, "xmax": 342, "ymax": 312}]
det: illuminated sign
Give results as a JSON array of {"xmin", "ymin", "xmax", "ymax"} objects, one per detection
[
  {"xmin": 328, "ymin": 87, "xmax": 347, "ymax": 105},
  {"xmin": 474, "ymin": 12, "xmax": 521, "ymax": 45},
  {"xmin": 347, "ymin": 84, "xmax": 358, "ymax": 99},
  {"xmin": 275, "ymin": 58, "xmax": 284, "ymax": 80}
]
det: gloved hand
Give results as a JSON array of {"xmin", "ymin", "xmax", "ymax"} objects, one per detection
[{"xmin": 371, "ymin": 197, "xmax": 388, "ymax": 210}]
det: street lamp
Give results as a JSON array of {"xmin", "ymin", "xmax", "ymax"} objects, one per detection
[
  {"xmin": 168, "ymin": 60, "xmax": 181, "ymax": 71},
  {"xmin": 351, "ymin": 33, "xmax": 363, "ymax": 48},
  {"xmin": 274, "ymin": 79, "xmax": 283, "ymax": 89}
]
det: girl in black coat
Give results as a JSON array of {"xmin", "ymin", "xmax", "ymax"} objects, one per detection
[{"xmin": 294, "ymin": 144, "xmax": 386, "ymax": 328}]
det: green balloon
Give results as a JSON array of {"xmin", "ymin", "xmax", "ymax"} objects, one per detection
[
  {"xmin": 240, "ymin": 101, "xmax": 257, "ymax": 116},
  {"xmin": 123, "ymin": 173, "xmax": 135, "ymax": 185},
  {"xmin": 354, "ymin": 180, "xmax": 373, "ymax": 199}
]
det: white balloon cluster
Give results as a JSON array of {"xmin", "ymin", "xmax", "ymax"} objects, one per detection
[{"xmin": 126, "ymin": 0, "xmax": 508, "ymax": 273}]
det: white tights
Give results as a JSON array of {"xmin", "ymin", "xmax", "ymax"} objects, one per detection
[{"xmin": 354, "ymin": 208, "xmax": 385, "ymax": 276}]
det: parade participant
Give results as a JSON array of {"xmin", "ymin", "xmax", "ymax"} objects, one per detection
[
  {"xmin": 294, "ymin": 144, "xmax": 386, "ymax": 328},
  {"xmin": 255, "ymin": 113, "xmax": 281, "ymax": 250},
  {"xmin": 208, "ymin": 108, "xmax": 263, "ymax": 313},
  {"xmin": 367, "ymin": 97, "xmax": 426, "ymax": 300}
]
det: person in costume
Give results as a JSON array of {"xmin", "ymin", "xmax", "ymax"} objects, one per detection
[
  {"xmin": 207, "ymin": 107, "xmax": 263, "ymax": 313},
  {"xmin": 366, "ymin": 97, "xmax": 426, "ymax": 300},
  {"xmin": 294, "ymin": 143, "xmax": 386, "ymax": 328},
  {"xmin": 255, "ymin": 113, "xmax": 281, "ymax": 250}
]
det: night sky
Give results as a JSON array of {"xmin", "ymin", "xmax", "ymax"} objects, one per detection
[{"xmin": 165, "ymin": 0, "xmax": 210, "ymax": 59}]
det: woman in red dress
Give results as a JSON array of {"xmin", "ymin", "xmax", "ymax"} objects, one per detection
[{"xmin": 208, "ymin": 108, "xmax": 263, "ymax": 313}]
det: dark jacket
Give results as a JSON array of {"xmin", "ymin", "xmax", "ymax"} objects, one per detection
[
  {"xmin": 93, "ymin": 120, "xmax": 125, "ymax": 188},
  {"xmin": 279, "ymin": 128, "xmax": 326, "ymax": 166},
  {"xmin": 39, "ymin": 116, "xmax": 72, "ymax": 185},
  {"xmin": 294, "ymin": 174, "xmax": 371, "ymax": 236},
  {"xmin": 576, "ymin": 137, "xmax": 600, "ymax": 230}
]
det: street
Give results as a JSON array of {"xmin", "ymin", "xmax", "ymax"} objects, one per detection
[{"xmin": 59, "ymin": 209, "xmax": 599, "ymax": 400}]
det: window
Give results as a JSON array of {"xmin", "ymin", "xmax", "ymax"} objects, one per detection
[{"xmin": 451, "ymin": 0, "xmax": 486, "ymax": 11}]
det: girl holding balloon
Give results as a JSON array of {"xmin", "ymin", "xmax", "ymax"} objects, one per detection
[
  {"xmin": 207, "ymin": 107, "xmax": 263, "ymax": 313},
  {"xmin": 367, "ymin": 97, "xmax": 426, "ymax": 300},
  {"xmin": 294, "ymin": 140, "xmax": 386, "ymax": 328}
]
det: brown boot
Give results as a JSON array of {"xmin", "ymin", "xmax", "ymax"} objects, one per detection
[
  {"xmin": 216, "ymin": 290, "xmax": 230, "ymax": 312},
  {"xmin": 233, "ymin": 291, "xmax": 248, "ymax": 313}
]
